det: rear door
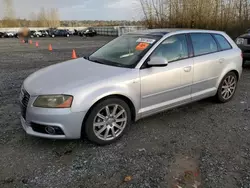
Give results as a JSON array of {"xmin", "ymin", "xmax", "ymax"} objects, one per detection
[
  {"xmin": 189, "ymin": 33, "xmax": 222, "ymax": 100},
  {"xmin": 212, "ymin": 33, "xmax": 233, "ymax": 68}
]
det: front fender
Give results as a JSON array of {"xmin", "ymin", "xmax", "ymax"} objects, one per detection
[{"xmin": 71, "ymin": 82, "xmax": 141, "ymax": 119}]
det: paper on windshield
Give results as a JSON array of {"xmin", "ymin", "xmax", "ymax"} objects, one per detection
[
  {"xmin": 136, "ymin": 38, "xmax": 156, "ymax": 44},
  {"xmin": 136, "ymin": 42, "xmax": 149, "ymax": 51}
]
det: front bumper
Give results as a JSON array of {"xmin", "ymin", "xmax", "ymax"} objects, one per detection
[{"xmin": 20, "ymin": 95, "xmax": 87, "ymax": 139}]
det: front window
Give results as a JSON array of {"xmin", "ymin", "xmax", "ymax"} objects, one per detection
[
  {"xmin": 150, "ymin": 34, "xmax": 189, "ymax": 62},
  {"xmin": 89, "ymin": 34, "xmax": 160, "ymax": 68}
]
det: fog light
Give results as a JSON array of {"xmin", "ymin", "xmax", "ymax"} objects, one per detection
[{"xmin": 45, "ymin": 126, "xmax": 56, "ymax": 135}]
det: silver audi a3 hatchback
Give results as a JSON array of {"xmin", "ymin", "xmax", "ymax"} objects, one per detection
[{"xmin": 20, "ymin": 29, "xmax": 242, "ymax": 144}]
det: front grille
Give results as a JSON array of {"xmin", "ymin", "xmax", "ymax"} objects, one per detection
[{"xmin": 20, "ymin": 89, "xmax": 30, "ymax": 120}]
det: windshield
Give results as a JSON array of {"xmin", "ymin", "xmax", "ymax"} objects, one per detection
[{"xmin": 88, "ymin": 34, "xmax": 160, "ymax": 68}]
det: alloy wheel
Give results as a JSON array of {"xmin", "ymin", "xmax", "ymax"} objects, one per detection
[
  {"xmin": 93, "ymin": 104, "xmax": 127, "ymax": 141},
  {"xmin": 221, "ymin": 75, "xmax": 237, "ymax": 100}
]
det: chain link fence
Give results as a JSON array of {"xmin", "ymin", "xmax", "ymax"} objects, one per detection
[{"xmin": 0, "ymin": 26, "xmax": 146, "ymax": 36}]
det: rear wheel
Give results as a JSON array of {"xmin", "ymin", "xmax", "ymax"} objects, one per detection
[
  {"xmin": 84, "ymin": 98, "xmax": 131, "ymax": 145},
  {"xmin": 216, "ymin": 72, "xmax": 238, "ymax": 103}
]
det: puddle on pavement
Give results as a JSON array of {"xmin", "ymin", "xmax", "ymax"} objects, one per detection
[{"xmin": 168, "ymin": 155, "xmax": 201, "ymax": 188}]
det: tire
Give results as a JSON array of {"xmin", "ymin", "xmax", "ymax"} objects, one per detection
[
  {"xmin": 84, "ymin": 98, "xmax": 131, "ymax": 145},
  {"xmin": 216, "ymin": 72, "xmax": 238, "ymax": 103},
  {"xmin": 52, "ymin": 35, "xmax": 55, "ymax": 38}
]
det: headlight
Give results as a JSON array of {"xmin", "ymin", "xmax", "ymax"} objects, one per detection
[
  {"xmin": 33, "ymin": 95, "xmax": 73, "ymax": 108},
  {"xmin": 236, "ymin": 38, "xmax": 245, "ymax": 45}
]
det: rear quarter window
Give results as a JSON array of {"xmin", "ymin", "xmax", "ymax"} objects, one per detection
[
  {"xmin": 190, "ymin": 33, "xmax": 218, "ymax": 56},
  {"xmin": 213, "ymin": 34, "xmax": 232, "ymax": 50}
]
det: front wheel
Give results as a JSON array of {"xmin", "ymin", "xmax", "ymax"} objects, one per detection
[
  {"xmin": 84, "ymin": 98, "xmax": 131, "ymax": 145},
  {"xmin": 216, "ymin": 72, "xmax": 238, "ymax": 103}
]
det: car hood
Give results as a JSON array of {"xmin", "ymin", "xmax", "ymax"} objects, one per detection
[{"xmin": 24, "ymin": 58, "xmax": 130, "ymax": 96}]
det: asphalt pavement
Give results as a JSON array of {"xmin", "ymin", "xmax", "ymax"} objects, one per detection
[{"xmin": 0, "ymin": 36, "xmax": 250, "ymax": 188}]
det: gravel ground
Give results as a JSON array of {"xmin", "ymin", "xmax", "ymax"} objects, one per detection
[{"xmin": 0, "ymin": 36, "xmax": 250, "ymax": 188}]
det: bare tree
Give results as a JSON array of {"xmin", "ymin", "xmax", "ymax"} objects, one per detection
[
  {"xmin": 3, "ymin": 0, "xmax": 15, "ymax": 19},
  {"xmin": 139, "ymin": 0, "xmax": 250, "ymax": 38},
  {"xmin": 48, "ymin": 8, "xmax": 60, "ymax": 27},
  {"xmin": 2, "ymin": 0, "xmax": 17, "ymax": 27},
  {"xmin": 36, "ymin": 7, "xmax": 60, "ymax": 27}
]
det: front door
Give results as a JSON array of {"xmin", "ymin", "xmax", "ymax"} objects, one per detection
[{"xmin": 139, "ymin": 34, "xmax": 193, "ymax": 117}]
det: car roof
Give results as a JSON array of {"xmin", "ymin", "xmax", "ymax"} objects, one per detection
[{"xmin": 128, "ymin": 28, "xmax": 225, "ymax": 37}]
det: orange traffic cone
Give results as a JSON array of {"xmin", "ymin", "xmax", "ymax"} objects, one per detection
[
  {"xmin": 29, "ymin": 40, "xmax": 32, "ymax": 44},
  {"xmin": 35, "ymin": 41, "xmax": 39, "ymax": 47},
  {"xmin": 72, "ymin": 49, "xmax": 77, "ymax": 59},
  {"xmin": 48, "ymin": 44, "xmax": 52, "ymax": 51}
]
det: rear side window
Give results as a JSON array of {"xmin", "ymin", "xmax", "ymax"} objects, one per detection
[
  {"xmin": 213, "ymin": 34, "xmax": 232, "ymax": 50},
  {"xmin": 190, "ymin": 33, "xmax": 218, "ymax": 56}
]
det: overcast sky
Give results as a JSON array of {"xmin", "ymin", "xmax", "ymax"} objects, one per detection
[{"xmin": 0, "ymin": 0, "xmax": 142, "ymax": 20}]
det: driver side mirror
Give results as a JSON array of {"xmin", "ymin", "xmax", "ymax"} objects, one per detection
[{"xmin": 147, "ymin": 56, "xmax": 168, "ymax": 67}]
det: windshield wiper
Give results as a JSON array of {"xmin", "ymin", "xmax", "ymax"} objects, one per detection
[
  {"xmin": 89, "ymin": 59, "xmax": 106, "ymax": 65},
  {"xmin": 88, "ymin": 57, "xmax": 130, "ymax": 68}
]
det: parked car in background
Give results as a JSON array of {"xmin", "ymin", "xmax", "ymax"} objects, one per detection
[
  {"xmin": 0, "ymin": 32, "xmax": 5, "ymax": 38},
  {"xmin": 67, "ymin": 30, "xmax": 74, "ymax": 36},
  {"xmin": 235, "ymin": 30, "xmax": 250, "ymax": 66},
  {"xmin": 50, "ymin": 29, "xmax": 70, "ymax": 37},
  {"xmin": 4, "ymin": 32, "xmax": 15, "ymax": 38},
  {"xmin": 14, "ymin": 31, "xmax": 22, "ymax": 38},
  {"xmin": 73, "ymin": 29, "xmax": 79, "ymax": 36},
  {"xmin": 30, "ymin": 30, "xmax": 43, "ymax": 38},
  {"xmin": 20, "ymin": 29, "xmax": 242, "ymax": 145},
  {"xmin": 39, "ymin": 30, "xmax": 49, "ymax": 37},
  {"xmin": 79, "ymin": 28, "xmax": 97, "ymax": 37}
]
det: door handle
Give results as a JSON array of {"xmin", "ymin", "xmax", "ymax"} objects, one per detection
[{"xmin": 183, "ymin": 66, "xmax": 192, "ymax": 72}]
